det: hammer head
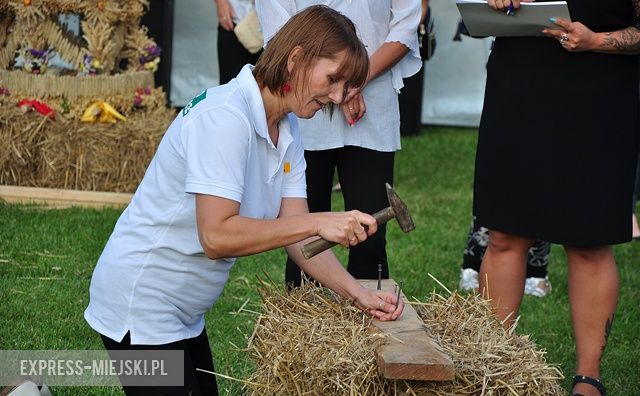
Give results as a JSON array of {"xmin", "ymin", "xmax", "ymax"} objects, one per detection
[{"xmin": 385, "ymin": 183, "xmax": 415, "ymax": 233}]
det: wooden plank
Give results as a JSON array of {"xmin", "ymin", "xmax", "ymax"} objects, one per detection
[
  {"xmin": 0, "ymin": 185, "xmax": 132, "ymax": 209},
  {"xmin": 360, "ymin": 279, "xmax": 454, "ymax": 381}
]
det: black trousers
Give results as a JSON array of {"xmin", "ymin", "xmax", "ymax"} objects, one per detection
[
  {"xmin": 101, "ymin": 330, "xmax": 218, "ymax": 396},
  {"xmin": 286, "ymin": 146, "xmax": 395, "ymax": 287},
  {"xmin": 217, "ymin": 25, "xmax": 261, "ymax": 85},
  {"xmin": 398, "ymin": 65, "xmax": 425, "ymax": 136}
]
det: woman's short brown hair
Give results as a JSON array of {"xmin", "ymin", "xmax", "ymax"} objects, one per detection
[{"xmin": 253, "ymin": 5, "xmax": 369, "ymax": 97}]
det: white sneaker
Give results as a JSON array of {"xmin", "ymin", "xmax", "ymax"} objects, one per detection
[
  {"xmin": 524, "ymin": 276, "xmax": 552, "ymax": 297},
  {"xmin": 459, "ymin": 268, "xmax": 479, "ymax": 291}
]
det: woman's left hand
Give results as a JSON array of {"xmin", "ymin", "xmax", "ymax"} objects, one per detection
[
  {"xmin": 543, "ymin": 17, "xmax": 597, "ymax": 52},
  {"xmin": 341, "ymin": 92, "xmax": 366, "ymax": 127},
  {"xmin": 353, "ymin": 287, "xmax": 404, "ymax": 321}
]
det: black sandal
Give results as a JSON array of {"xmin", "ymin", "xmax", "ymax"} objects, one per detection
[{"xmin": 572, "ymin": 375, "xmax": 607, "ymax": 396}]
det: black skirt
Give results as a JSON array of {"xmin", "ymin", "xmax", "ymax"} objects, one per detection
[{"xmin": 473, "ymin": 0, "xmax": 639, "ymax": 246}]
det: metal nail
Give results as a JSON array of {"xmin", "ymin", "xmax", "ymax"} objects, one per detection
[{"xmin": 395, "ymin": 281, "xmax": 403, "ymax": 309}]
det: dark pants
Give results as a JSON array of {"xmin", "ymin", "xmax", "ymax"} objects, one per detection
[
  {"xmin": 101, "ymin": 330, "xmax": 218, "ymax": 396},
  {"xmin": 285, "ymin": 146, "xmax": 395, "ymax": 287},
  {"xmin": 217, "ymin": 25, "xmax": 261, "ymax": 85},
  {"xmin": 398, "ymin": 65, "xmax": 425, "ymax": 136},
  {"xmin": 633, "ymin": 155, "xmax": 640, "ymax": 207}
]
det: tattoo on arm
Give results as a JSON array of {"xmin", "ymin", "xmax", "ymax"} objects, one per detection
[
  {"xmin": 601, "ymin": 315, "xmax": 614, "ymax": 355},
  {"xmin": 600, "ymin": 26, "xmax": 640, "ymax": 54}
]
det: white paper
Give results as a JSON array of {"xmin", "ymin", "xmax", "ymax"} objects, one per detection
[{"xmin": 456, "ymin": 1, "xmax": 571, "ymax": 37}]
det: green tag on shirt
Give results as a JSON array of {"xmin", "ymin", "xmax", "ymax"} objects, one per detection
[{"xmin": 182, "ymin": 90, "xmax": 207, "ymax": 116}]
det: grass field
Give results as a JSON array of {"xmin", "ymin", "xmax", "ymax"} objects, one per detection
[{"xmin": 1, "ymin": 126, "xmax": 639, "ymax": 395}]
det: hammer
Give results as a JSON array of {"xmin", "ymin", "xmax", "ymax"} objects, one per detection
[{"xmin": 301, "ymin": 183, "xmax": 415, "ymax": 259}]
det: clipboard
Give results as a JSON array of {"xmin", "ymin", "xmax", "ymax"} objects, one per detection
[{"xmin": 456, "ymin": 1, "xmax": 571, "ymax": 37}]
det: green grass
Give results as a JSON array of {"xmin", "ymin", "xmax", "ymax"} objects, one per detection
[{"xmin": 1, "ymin": 126, "xmax": 639, "ymax": 395}]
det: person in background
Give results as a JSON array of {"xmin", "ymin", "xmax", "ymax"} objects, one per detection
[
  {"xmin": 634, "ymin": 73, "xmax": 640, "ymax": 239},
  {"xmin": 459, "ymin": 217, "xmax": 552, "ymax": 297},
  {"xmin": 215, "ymin": 0, "xmax": 262, "ymax": 84},
  {"xmin": 633, "ymin": 156, "xmax": 640, "ymax": 239},
  {"xmin": 85, "ymin": 6, "xmax": 404, "ymax": 395},
  {"xmin": 398, "ymin": 0, "xmax": 429, "ymax": 137},
  {"xmin": 256, "ymin": 0, "xmax": 422, "ymax": 288},
  {"xmin": 475, "ymin": 0, "xmax": 639, "ymax": 395}
]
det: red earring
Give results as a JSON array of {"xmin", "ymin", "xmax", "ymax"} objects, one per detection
[{"xmin": 283, "ymin": 83, "xmax": 291, "ymax": 93}]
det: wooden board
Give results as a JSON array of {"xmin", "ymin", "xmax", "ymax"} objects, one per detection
[
  {"xmin": 360, "ymin": 279, "xmax": 454, "ymax": 381},
  {"xmin": 0, "ymin": 185, "xmax": 132, "ymax": 209}
]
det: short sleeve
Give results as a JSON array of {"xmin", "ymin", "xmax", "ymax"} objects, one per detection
[
  {"xmin": 281, "ymin": 115, "xmax": 307, "ymax": 198},
  {"xmin": 182, "ymin": 107, "xmax": 252, "ymax": 203}
]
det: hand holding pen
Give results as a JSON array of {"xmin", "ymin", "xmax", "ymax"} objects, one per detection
[
  {"xmin": 486, "ymin": 0, "xmax": 533, "ymax": 14},
  {"xmin": 506, "ymin": 3, "xmax": 514, "ymax": 15}
]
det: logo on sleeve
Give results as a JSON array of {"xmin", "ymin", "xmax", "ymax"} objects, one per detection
[
  {"xmin": 182, "ymin": 90, "xmax": 207, "ymax": 116},
  {"xmin": 283, "ymin": 162, "xmax": 291, "ymax": 173}
]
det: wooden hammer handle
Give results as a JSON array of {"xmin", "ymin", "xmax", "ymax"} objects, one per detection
[
  {"xmin": 300, "ymin": 207, "xmax": 395, "ymax": 259},
  {"xmin": 301, "ymin": 237, "xmax": 336, "ymax": 259}
]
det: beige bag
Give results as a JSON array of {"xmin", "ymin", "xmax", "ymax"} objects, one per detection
[{"xmin": 233, "ymin": 9, "xmax": 263, "ymax": 54}]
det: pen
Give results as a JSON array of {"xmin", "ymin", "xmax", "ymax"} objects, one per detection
[{"xmin": 506, "ymin": 2, "xmax": 514, "ymax": 15}]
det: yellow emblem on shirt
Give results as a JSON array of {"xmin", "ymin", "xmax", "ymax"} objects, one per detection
[{"xmin": 283, "ymin": 162, "xmax": 291, "ymax": 173}]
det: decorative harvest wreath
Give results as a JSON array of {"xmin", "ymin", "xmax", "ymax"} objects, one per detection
[{"xmin": 0, "ymin": 0, "xmax": 160, "ymax": 76}]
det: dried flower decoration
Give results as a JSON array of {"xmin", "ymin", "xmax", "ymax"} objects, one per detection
[
  {"xmin": 133, "ymin": 86, "xmax": 152, "ymax": 107},
  {"xmin": 78, "ymin": 53, "xmax": 103, "ymax": 76},
  {"xmin": 20, "ymin": 48, "xmax": 52, "ymax": 74},
  {"xmin": 139, "ymin": 45, "xmax": 161, "ymax": 72}
]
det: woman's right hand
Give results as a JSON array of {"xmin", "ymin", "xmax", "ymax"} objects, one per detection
[
  {"xmin": 215, "ymin": 0, "xmax": 235, "ymax": 31},
  {"xmin": 315, "ymin": 210, "xmax": 377, "ymax": 248}
]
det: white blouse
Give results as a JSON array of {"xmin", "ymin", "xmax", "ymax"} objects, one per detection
[{"xmin": 256, "ymin": 0, "xmax": 422, "ymax": 152}]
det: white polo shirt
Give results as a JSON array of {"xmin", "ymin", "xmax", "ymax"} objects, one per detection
[{"xmin": 84, "ymin": 65, "xmax": 307, "ymax": 345}]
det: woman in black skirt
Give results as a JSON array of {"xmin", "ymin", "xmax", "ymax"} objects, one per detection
[{"xmin": 474, "ymin": 1, "xmax": 639, "ymax": 395}]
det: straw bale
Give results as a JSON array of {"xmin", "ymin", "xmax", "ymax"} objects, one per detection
[
  {"xmin": 245, "ymin": 282, "xmax": 564, "ymax": 395},
  {"xmin": 0, "ymin": 94, "xmax": 174, "ymax": 192},
  {"xmin": 246, "ymin": 280, "xmax": 389, "ymax": 395},
  {"xmin": 409, "ymin": 292, "xmax": 564, "ymax": 395}
]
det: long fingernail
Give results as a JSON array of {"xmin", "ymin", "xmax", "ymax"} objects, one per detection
[
  {"xmin": 348, "ymin": 119, "xmax": 355, "ymax": 127},
  {"xmin": 549, "ymin": 17, "xmax": 556, "ymax": 23}
]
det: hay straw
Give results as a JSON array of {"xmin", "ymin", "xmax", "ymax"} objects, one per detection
[
  {"xmin": 246, "ymin": 278, "xmax": 389, "ymax": 395},
  {"xmin": 408, "ymin": 291, "xmax": 564, "ymax": 395},
  {"xmin": 0, "ymin": 69, "xmax": 154, "ymax": 100},
  {"xmin": 244, "ymin": 280, "xmax": 564, "ymax": 395},
  {"xmin": 0, "ymin": 97, "xmax": 174, "ymax": 192}
]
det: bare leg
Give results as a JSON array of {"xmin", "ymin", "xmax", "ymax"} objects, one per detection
[
  {"xmin": 479, "ymin": 230, "xmax": 534, "ymax": 326},
  {"xmin": 565, "ymin": 246, "xmax": 618, "ymax": 396}
]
